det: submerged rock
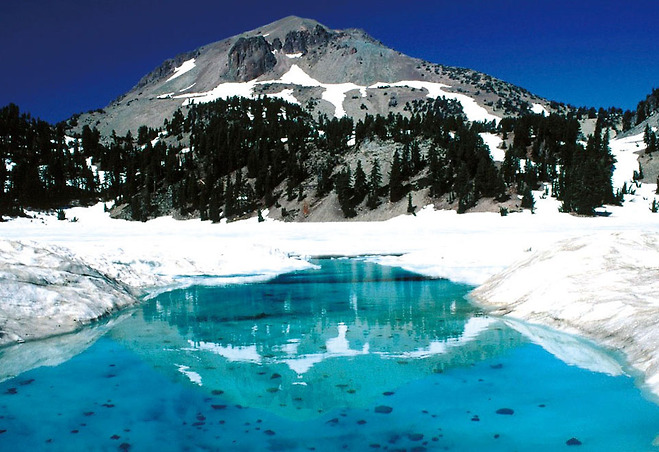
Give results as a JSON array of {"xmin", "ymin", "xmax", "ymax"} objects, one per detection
[
  {"xmin": 374, "ymin": 405, "xmax": 393, "ymax": 414},
  {"xmin": 566, "ymin": 437, "xmax": 582, "ymax": 446}
]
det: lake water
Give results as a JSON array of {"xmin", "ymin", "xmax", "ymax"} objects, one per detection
[{"xmin": 0, "ymin": 259, "xmax": 658, "ymax": 451}]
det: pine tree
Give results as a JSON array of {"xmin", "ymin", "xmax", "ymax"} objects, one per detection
[
  {"xmin": 407, "ymin": 193, "xmax": 416, "ymax": 215},
  {"xmin": 353, "ymin": 160, "xmax": 368, "ymax": 205},
  {"xmin": 410, "ymin": 140, "xmax": 423, "ymax": 173},
  {"xmin": 644, "ymin": 124, "xmax": 657, "ymax": 154},
  {"xmin": 559, "ymin": 120, "xmax": 615, "ymax": 215},
  {"xmin": 367, "ymin": 158, "xmax": 382, "ymax": 209},
  {"xmin": 521, "ymin": 184, "xmax": 535, "ymax": 212},
  {"xmin": 389, "ymin": 149, "xmax": 404, "ymax": 202},
  {"xmin": 335, "ymin": 166, "xmax": 356, "ymax": 217}
]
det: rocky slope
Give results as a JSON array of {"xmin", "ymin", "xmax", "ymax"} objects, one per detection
[{"xmin": 70, "ymin": 16, "xmax": 554, "ymax": 136}]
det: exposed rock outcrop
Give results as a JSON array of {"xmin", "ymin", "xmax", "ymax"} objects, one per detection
[
  {"xmin": 228, "ymin": 36, "xmax": 277, "ymax": 81},
  {"xmin": 134, "ymin": 50, "xmax": 198, "ymax": 91},
  {"xmin": 282, "ymin": 24, "xmax": 333, "ymax": 54}
]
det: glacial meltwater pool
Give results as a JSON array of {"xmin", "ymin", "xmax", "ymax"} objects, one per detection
[{"xmin": 0, "ymin": 259, "xmax": 658, "ymax": 451}]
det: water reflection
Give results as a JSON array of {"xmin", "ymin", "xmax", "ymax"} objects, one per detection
[
  {"xmin": 110, "ymin": 259, "xmax": 523, "ymax": 418},
  {"xmin": 0, "ymin": 313, "xmax": 130, "ymax": 383},
  {"xmin": 1, "ymin": 260, "xmax": 657, "ymax": 452}
]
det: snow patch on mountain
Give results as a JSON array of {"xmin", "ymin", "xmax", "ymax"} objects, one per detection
[
  {"xmin": 610, "ymin": 132, "xmax": 645, "ymax": 189},
  {"xmin": 531, "ymin": 103, "xmax": 548, "ymax": 116},
  {"xmin": 322, "ymin": 83, "xmax": 365, "ymax": 118},
  {"xmin": 279, "ymin": 65, "xmax": 320, "ymax": 86},
  {"xmin": 370, "ymin": 81, "xmax": 501, "ymax": 123},
  {"xmin": 179, "ymin": 83, "xmax": 196, "ymax": 92},
  {"xmin": 269, "ymin": 89, "xmax": 299, "ymax": 105},
  {"xmin": 179, "ymin": 80, "xmax": 258, "ymax": 106},
  {"xmin": 480, "ymin": 132, "xmax": 504, "ymax": 162},
  {"xmin": 166, "ymin": 58, "xmax": 196, "ymax": 82},
  {"xmin": 167, "ymin": 65, "xmax": 499, "ymax": 121}
]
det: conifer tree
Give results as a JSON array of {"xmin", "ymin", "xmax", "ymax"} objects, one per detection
[
  {"xmin": 407, "ymin": 193, "xmax": 416, "ymax": 215},
  {"xmin": 389, "ymin": 149, "xmax": 404, "ymax": 202},
  {"xmin": 521, "ymin": 184, "xmax": 535, "ymax": 212},
  {"xmin": 644, "ymin": 124, "xmax": 657, "ymax": 154},
  {"xmin": 353, "ymin": 160, "xmax": 368, "ymax": 205},
  {"xmin": 367, "ymin": 158, "xmax": 382, "ymax": 209},
  {"xmin": 335, "ymin": 166, "xmax": 356, "ymax": 217}
]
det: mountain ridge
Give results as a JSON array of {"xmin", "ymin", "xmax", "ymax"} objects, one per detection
[{"xmin": 70, "ymin": 16, "xmax": 553, "ymax": 137}]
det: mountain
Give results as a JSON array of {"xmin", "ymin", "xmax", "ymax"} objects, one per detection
[
  {"xmin": 69, "ymin": 16, "xmax": 554, "ymax": 137},
  {"xmin": 2, "ymin": 16, "xmax": 646, "ymax": 224}
]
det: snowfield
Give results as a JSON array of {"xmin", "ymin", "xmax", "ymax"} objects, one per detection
[
  {"xmin": 1, "ymin": 132, "xmax": 659, "ymax": 398},
  {"xmin": 169, "ymin": 65, "xmax": 497, "ymax": 121}
]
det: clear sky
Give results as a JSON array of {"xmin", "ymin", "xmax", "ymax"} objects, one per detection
[{"xmin": 2, "ymin": 0, "xmax": 658, "ymax": 123}]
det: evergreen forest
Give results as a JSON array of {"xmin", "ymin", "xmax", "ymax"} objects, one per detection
[{"xmin": 0, "ymin": 92, "xmax": 633, "ymax": 221}]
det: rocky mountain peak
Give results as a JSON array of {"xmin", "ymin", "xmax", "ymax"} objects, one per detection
[
  {"xmin": 70, "ymin": 16, "xmax": 553, "ymax": 136},
  {"xmin": 281, "ymin": 24, "xmax": 333, "ymax": 54},
  {"xmin": 228, "ymin": 36, "xmax": 277, "ymax": 82}
]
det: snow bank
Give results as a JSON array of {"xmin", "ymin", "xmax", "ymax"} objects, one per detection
[
  {"xmin": 0, "ymin": 240, "xmax": 136, "ymax": 345},
  {"xmin": 269, "ymin": 89, "xmax": 299, "ymax": 105},
  {"xmin": 471, "ymin": 231, "xmax": 659, "ymax": 398},
  {"xmin": 610, "ymin": 132, "xmax": 644, "ymax": 189}
]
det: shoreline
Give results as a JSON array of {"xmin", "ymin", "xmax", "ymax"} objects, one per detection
[
  {"xmin": 470, "ymin": 231, "xmax": 659, "ymax": 401},
  {"xmin": 1, "ymin": 202, "xmax": 659, "ymax": 400}
]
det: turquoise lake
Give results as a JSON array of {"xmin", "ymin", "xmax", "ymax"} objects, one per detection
[{"xmin": 0, "ymin": 259, "xmax": 658, "ymax": 451}]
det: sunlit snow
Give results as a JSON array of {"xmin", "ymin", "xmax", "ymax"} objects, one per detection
[
  {"xmin": 166, "ymin": 58, "xmax": 196, "ymax": 82},
  {"xmin": 166, "ymin": 65, "xmax": 499, "ymax": 121},
  {"xmin": 370, "ymin": 81, "xmax": 501, "ymax": 123},
  {"xmin": 269, "ymin": 89, "xmax": 299, "ymax": 105},
  {"xmin": 480, "ymin": 132, "xmax": 505, "ymax": 162},
  {"xmin": 610, "ymin": 132, "xmax": 645, "ymax": 189},
  {"xmin": 178, "ymin": 83, "xmax": 196, "ymax": 92},
  {"xmin": 531, "ymin": 103, "xmax": 549, "ymax": 116}
]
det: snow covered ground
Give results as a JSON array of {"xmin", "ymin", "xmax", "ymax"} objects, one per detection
[
  {"xmin": 471, "ymin": 231, "xmax": 659, "ymax": 399},
  {"xmin": 1, "ymin": 132, "xmax": 659, "ymax": 396}
]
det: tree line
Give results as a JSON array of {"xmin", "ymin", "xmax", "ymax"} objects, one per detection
[{"xmin": 0, "ymin": 92, "xmax": 622, "ymax": 220}]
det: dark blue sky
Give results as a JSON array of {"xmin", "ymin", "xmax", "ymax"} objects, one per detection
[{"xmin": 2, "ymin": 0, "xmax": 658, "ymax": 123}]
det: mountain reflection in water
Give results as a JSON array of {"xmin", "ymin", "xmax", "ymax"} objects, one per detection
[{"xmin": 109, "ymin": 259, "xmax": 519, "ymax": 418}]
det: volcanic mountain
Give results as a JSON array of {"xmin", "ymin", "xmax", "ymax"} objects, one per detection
[{"xmin": 72, "ymin": 16, "xmax": 554, "ymax": 136}]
